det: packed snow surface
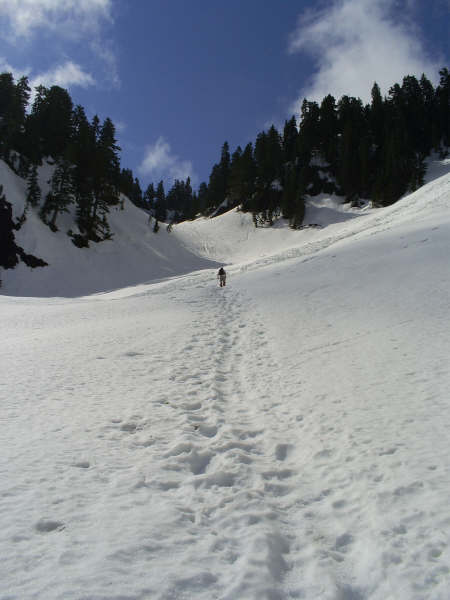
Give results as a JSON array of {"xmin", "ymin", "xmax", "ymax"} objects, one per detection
[{"xmin": 1, "ymin": 159, "xmax": 450, "ymax": 599}]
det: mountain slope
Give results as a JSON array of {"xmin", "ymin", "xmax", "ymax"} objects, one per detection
[
  {"xmin": 1, "ymin": 161, "xmax": 450, "ymax": 599},
  {"xmin": 0, "ymin": 159, "xmax": 219, "ymax": 297}
]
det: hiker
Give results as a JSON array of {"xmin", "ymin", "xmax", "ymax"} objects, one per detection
[{"xmin": 217, "ymin": 267, "xmax": 226, "ymax": 287}]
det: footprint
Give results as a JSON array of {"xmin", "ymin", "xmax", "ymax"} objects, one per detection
[
  {"xmin": 334, "ymin": 533, "xmax": 353, "ymax": 551},
  {"xmin": 314, "ymin": 448, "xmax": 333, "ymax": 460},
  {"xmin": 158, "ymin": 481, "xmax": 180, "ymax": 491},
  {"xmin": 120, "ymin": 422, "xmax": 139, "ymax": 433},
  {"xmin": 73, "ymin": 461, "xmax": 90, "ymax": 469},
  {"xmin": 428, "ymin": 547, "xmax": 443, "ymax": 560},
  {"xmin": 262, "ymin": 469, "xmax": 293, "ymax": 481},
  {"xmin": 394, "ymin": 481, "xmax": 424, "ymax": 497},
  {"xmin": 264, "ymin": 482, "xmax": 291, "ymax": 496},
  {"xmin": 379, "ymin": 447, "xmax": 397, "ymax": 456},
  {"xmin": 194, "ymin": 471, "xmax": 235, "ymax": 489},
  {"xmin": 332, "ymin": 499, "xmax": 347, "ymax": 509},
  {"xmin": 185, "ymin": 401, "xmax": 202, "ymax": 411},
  {"xmin": 35, "ymin": 519, "xmax": 65, "ymax": 533},
  {"xmin": 198, "ymin": 424, "xmax": 218, "ymax": 438},
  {"xmin": 275, "ymin": 443, "xmax": 292, "ymax": 461},
  {"xmin": 392, "ymin": 524, "xmax": 407, "ymax": 535},
  {"xmin": 184, "ymin": 450, "xmax": 212, "ymax": 475}
]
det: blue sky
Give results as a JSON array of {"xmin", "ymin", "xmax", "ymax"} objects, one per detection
[{"xmin": 0, "ymin": 0, "xmax": 448, "ymax": 191}]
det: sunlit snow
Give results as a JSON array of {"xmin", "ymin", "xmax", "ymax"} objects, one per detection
[{"xmin": 1, "ymin": 158, "xmax": 450, "ymax": 599}]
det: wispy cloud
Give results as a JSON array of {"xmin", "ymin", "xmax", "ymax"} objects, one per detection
[
  {"xmin": 31, "ymin": 61, "xmax": 95, "ymax": 90},
  {"xmin": 0, "ymin": 0, "xmax": 113, "ymax": 40},
  {"xmin": 115, "ymin": 120, "xmax": 127, "ymax": 133},
  {"xmin": 138, "ymin": 137, "xmax": 196, "ymax": 185},
  {"xmin": 0, "ymin": 57, "xmax": 95, "ymax": 101},
  {"xmin": 288, "ymin": 0, "xmax": 441, "ymax": 112},
  {"xmin": 90, "ymin": 39, "xmax": 121, "ymax": 89},
  {"xmin": 0, "ymin": 0, "xmax": 119, "ymax": 88},
  {"xmin": 0, "ymin": 56, "xmax": 30, "ymax": 79}
]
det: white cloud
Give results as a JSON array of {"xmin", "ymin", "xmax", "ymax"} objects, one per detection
[
  {"xmin": 115, "ymin": 120, "xmax": 126, "ymax": 133},
  {"xmin": 288, "ymin": 0, "xmax": 441, "ymax": 112},
  {"xmin": 0, "ymin": 58, "xmax": 95, "ymax": 97},
  {"xmin": 0, "ymin": 0, "xmax": 112, "ymax": 40},
  {"xmin": 0, "ymin": 57, "xmax": 30, "ymax": 79},
  {"xmin": 0, "ymin": 0, "xmax": 119, "ymax": 90},
  {"xmin": 90, "ymin": 39, "xmax": 121, "ymax": 89},
  {"xmin": 138, "ymin": 137, "xmax": 195, "ymax": 184},
  {"xmin": 31, "ymin": 61, "xmax": 95, "ymax": 90}
]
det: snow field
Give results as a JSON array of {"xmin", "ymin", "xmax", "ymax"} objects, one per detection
[
  {"xmin": 1, "ymin": 159, "xmax": 450, "ymax": 599},
  {"xmin": 240, "ymin": 220, "xmax": 450, "ymax": 599},
  {"xmin": 2, "ymin": 274, "xmax": 307, "ymax": 599}
]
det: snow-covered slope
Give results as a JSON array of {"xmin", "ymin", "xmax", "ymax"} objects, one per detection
[
  {"xmin": 1, "ymin": 160, "xmax": 450, "ymax": 599},
  {"xmin": 0, "ymin": 160, "xmax": 219, "ymax": 297},
  {"xmin": 174, "ymin": 157, "xmax": 450, "ymax": 271}
]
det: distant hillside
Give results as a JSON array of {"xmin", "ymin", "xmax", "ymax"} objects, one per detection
[
  {"xmin": 2, "ymin": 156, "xmax": 449, "ymax": 297},
  {"xmin": 0, "ymin": 159, "xmax": 218, "ymax": 297}
]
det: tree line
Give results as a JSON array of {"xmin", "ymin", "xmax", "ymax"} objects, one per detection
[
  {"xmin": 0, "ymin": 74, "xmax": 130, "ymax": 246},
  {"xmin": 141, "ymin": 68, "xmax": 449, "ymax": 228},
  {"xmin": 0, "ymin": 67, "xmax": 449, "ymax": 251}
]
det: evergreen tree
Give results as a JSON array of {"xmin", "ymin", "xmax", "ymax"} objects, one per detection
[
  {"xmin": 128, "ymin": 177, "xmax": 143, "ymax": 208},
  {"xmin": 0, "ymin": 73, "xmax": 30, "ymax": 164},
  {"xmin": 205, "ymin": 141, "xmax": 232, "ymax": 213},
  {"xmin": 26, "ymin": 164, "xmax": 41, "ymax": 207},
  {"xmin": 165, "ymin": 177, "xmax": 194, "ymax": 221},
  {"xmin": 154, "ymin": 181, "xmax": 167, "ymax": 222},
  {"xmin": 40, "ymin": 157, "xmax": 75, "ymax": 230},
  {"xmin": 318, "ymin": 95, "xmax": 338, "ymax": 172},
  {"xmin": 27, "ymin": 85, "xmax": 74, "ymax": 160},
  {"xmin": 296, "ymin": 100, "xmax": 320, "ymax": 165},
  {"xmin": 280, "ymin": 163, "xmax": 297, "ymax": 220},
  {"xmin": 183, "ymin": 177, "xmax": 194, "ymax": 219},
  {"xmin": 436, "ymin": 67, "xmax": 450, "ymax": 152},
  {"xmin": 71, "ymin": 105, "xmax": 95, "ymax": 236},
  {"xmin": 0, "ymin": 72, "xmax": 16, "ymax": 161},
  {"xmin": 118, "ymin": 168, "xmax": 135, "ymax": 200},
  {"xmin": 238, "ymin": 143, "xmax": 257, "ymax": 212},
  {"xmin": 373, "ymin": 107, "xmax": 413, "ymax": 205},
  {"xmin": 144, "ymin": 182, "xmax": 156, "ymax": 210},
  {"xmin": 254, "ymin": 126, "xmax": 282, "ymax": 187},
  {"xmin": 196, "ymin": 182, "xmax": 208, "ymax": 215},
  {"xmin": 370, "ymin": 82, "xmax": 384, "ymax": 143},
  {"xmin": 336, "ymin": 95, "xmax": 367, "ymax": 201},
  {"xmin": 227, "ymin": 146, "xmax": 243, "ymax": 208},
  {"xmin": 420, "ymin": 74, "xmax": 439, "ymax": 152},
  {"xmin": 0, "ymin": 185, "xmax": 19, "ymax": 271},
  {"xmin": 0, "ymin": 184, "xmax": 47, "ymax": 282},
  {"xmin": 282, "ymin": 116, "xmax": 298, "ymax": 165},
  {"xmin": 80, "ymin": 115, "xmax": 121, "ymax": 241}
]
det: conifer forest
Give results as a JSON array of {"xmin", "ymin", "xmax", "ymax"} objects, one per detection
[{"xmin": 0, "ymin": 67, "xmax": 449, "ymax": 260}]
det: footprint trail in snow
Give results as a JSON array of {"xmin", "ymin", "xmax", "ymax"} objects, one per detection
[{"xmin": 131, "ymin": 280, "xmax": 302, "ymax": 599}]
